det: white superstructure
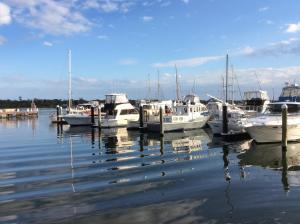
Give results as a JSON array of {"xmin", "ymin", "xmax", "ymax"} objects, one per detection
[
  {"xmin": 102, "ymin": 93, "xmax": 139, "ymax": 128},
  {"xmin": 245, "ymin": 102, "xmax": 300, "ymax": 143}
]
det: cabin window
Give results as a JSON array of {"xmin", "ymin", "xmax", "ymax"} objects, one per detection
[
  {"xmin": 190, "ymin": 108, "xmax": 192, "ymax": 112},
  {"xmin": 120, "ymin": 110, "xmax": 127, "ymax": 115},
  {"xmin": 129, "ymin": 109, "xmax": 138, "ymax": 114}
]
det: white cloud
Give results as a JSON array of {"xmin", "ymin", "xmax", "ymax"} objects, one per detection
[
  {"xmin": 0, "ymin": 35, "xmax": 6, "ymax": 45},
  {"xmin": 43, "ymin": 41, "xmax": 53, "ymax": 47},
  {"xmin": 119, "ymin": 58, "xmax": 138, "ymax": 65},
  {"xmin": 286, "ymin": 22, "xmax": 300, "ymax": 33},
  {"xmin": 269, "ymin": 38, "xmax": 298, "ymax": 46},
  {"xmin": 241, "ymin": 38, "xmax": 300, "ymax": 57},
  {"xmin": 0, "ymin": 2, "xmax": 11, "ymax": 25},
  {"xmin": 181, "ymin": 0, "xmax": 189, "ymax": 4},
  {"xmin": 6, "ymin": 0, "xmax": 91, "ymax": 35},
  {"xmin": 142, "ymin": 16, "xmax": 153, "ymax": 22},
  {"xmin": 258, "ymin": 6, "xmax": 269, "ymax": 12},
  {"xmin": 242, "ymin": 46, "xmax": 255, "ymax": 55},
  {"xmin": 153, "ymin": 55, "xmax": 224, "ymax": 68},
  {"xmin": 100, "ymin": 0, "xmax": 118, "ymax": 12}
]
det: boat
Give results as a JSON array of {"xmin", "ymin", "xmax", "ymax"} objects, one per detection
[
  {"xmin": 279, "ymin": 82, "xmax": 300, "ymax": 102},
  {"xmin": 207, "ymin": 97, "xmax": 248, "ymax": 135},
  {"xmin": 101, "ymin": 93, "xmax": 139, "ymax": 128},
  {"xmin": 147, "ymin": 94, "xmax": 210, "ymax": 132},
  {"xmin": 241, "ymin": 90, "xmax": 270, "ymax": 116},
  {"xmin": 245, "ymin": 102, "xmax": 300, "ymax": 143},
  {"xmin": 61, "ymin": 101, "xmax": 101, "ymax": 126}
]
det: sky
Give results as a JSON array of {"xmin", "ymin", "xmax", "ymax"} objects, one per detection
[{"xmin": 0, "ymin": 0, "xmax": 300, "ymax": 100}]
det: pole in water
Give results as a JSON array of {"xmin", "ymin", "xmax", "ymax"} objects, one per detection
[
  {"xmin": 222, "ymin": 103, "xmax": 228, "ymax": 134},
  {"xmin": 91, "ymin": 106, "xmax": 95, "ymax": 126},
  {"xmin": 59, "ymin": 107, "xmax": 63, "ymax": 123},
  {"xmin": 282, "ymin": 104, "xmax": 288, "ymax": 150},
  {"xmin": 139, "ymin": 106, "xmax": 144, "ymax": 129},
  {"xmin": 98, "ymin": 105, "xmax": 102, "ymax": 130},
  {"xmin": 56, "ymin": 105, "xmax": 60, "ymax": 123},
  {"xmin": 159, "ymin": 107, "xmax": 164, "ymax": 136}
]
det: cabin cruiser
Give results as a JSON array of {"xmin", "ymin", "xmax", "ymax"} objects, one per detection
[
  {"xmin": 245, "ymin": 102, "xmax": 300, "ymax": 143},
  {"xmin": 241, "ymin": 90, "xmax": 270, "ymax": 116},
  {"xmin": 279, "ymin": 82, "xmax": 300, "ymax": 102},
  {"xmin": 207, "ymin": 99, "xmax": 248, "ymax": 135},
  {"xmin": 102, "ymin": 93, "xmax": 139, "ymax": 128},
  {"xmin": 53, "ymin": 101, "xmax": 100, "ymax": 125},
  {"xmin": 147, "ymin": 94, "xmax": 210, "ymax": 132}
]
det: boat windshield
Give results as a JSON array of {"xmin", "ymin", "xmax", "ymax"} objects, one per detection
[{"xmin": 264, "ymin": 103, "xmax": 300, "ymax": 114}]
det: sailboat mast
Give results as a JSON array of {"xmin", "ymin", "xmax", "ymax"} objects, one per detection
[
  {"xmin": 157, "ymin": 69, "xmax": 160, "ymax": 100},
  {"xmin": 148, "ymin": 73, "xmax": 151, "ymax": 101},
  {"xmin": 68, "ymin": 49, "xmax": 72, "ymax": 109},
  {"xmin": 225, "ymin": 54, "xmax": 228, "ymax": 103},
  {"xmin": 175, "ymin": 65, "xmax": 180, "ymax": 101}
]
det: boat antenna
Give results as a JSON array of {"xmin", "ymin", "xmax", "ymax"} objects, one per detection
[
  {"xmin": 225, "ymin": 54, "xmax": 229, "ymax": 103},
  {"xmin": 68, "ymin": 49, "xmax": 72, "ymax": 110},
  {"xmin": 175, "ymin": 64, "xmax": 181, "ymax": 101},
  {"xmin": 255, "ymin": 72, "xmax": 262, "ymax": 90}
]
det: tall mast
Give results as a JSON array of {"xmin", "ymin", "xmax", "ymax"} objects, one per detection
[
  {"xmin": 68, "ymin": 49, "xmax": 72, "ymax": 109},
  {"xmin": 225, "ymin": 54, "xmax": 228, "ymax": 103},
  {"xmin": 231, "ymin": 65, "xmax": 234, "ymax": 104},
  {"xmin": 175, "ymin": 64, "xmax": 180, "ymax": 101},
  {"xmin": 157, "ymin": 69, "xmax": 160, "ymax": 100},
  {"xmin": 147, "ymin": 73, "xmax": 151, "ymax": 101}
]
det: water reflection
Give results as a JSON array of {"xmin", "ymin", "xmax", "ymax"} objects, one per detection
[{"xmin": 238, "ymin": 142, "xmax": 300, "ymax": 191}]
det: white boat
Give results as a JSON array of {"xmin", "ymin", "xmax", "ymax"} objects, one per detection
[
  {"xmin": 101, "ymin": 93, "xmax": 139, "ymax": 128},
  {"xmin": 207, "ymin": 100, "xmax": 248, "ymax": 135},
  {"xmin": 61, "ymin": 101, "xmax": 101, "ymax": 126},
  {"xmin": 279, "ymin": 82, "xmax": 300, "ymax": 102},
  {"xmin": 240, "ymin": 90, "xmax": 270, "ymax": 116},
  {"xmin": 245, "ymin": 102, "xmax": 300, "ymax": 143},
  {"xmin": 147, "ymin": 94, "xmax": 210, "ymax": 132}
]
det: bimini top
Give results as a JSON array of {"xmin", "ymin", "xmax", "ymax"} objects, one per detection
[
  {"xmin": 105, "ymin": 93, "xmax": 129, "ymax": 104},
  {"xmin": 244, "ymin": 90, "xmax": 269, "ymax": 101},
  {"xmin": 183, "ymin": 94, "xmax": 200, "ymax": 104}
]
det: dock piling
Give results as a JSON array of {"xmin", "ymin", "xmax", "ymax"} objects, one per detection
[
  {"xmin": 139, "ymin": 106, "xmax": 144, "ymax": 128},
  {"xmin": 282, "ymin": 104, "xmax": 288, "ymax": 150},
  {"xmin": 159, "ymin": 107, "xmax": 164, "ymax": 136},
  {"xmin": 91, "ymin": 106, "xmax": 95, "ymax": 126},
  {"xmin": 98, "ymin": 105, "xmax": 102, "ymax": 129},
  {"xmin": 56, "ymin": 105, "xmax": 60, "ymax": 123},
  {"xmin": 222, "ymin": 103, "xmax": 228, "ymax": 134},
  {"xmin": 59, "ymin": 106, "xmax": 63, "ymax": 123}
]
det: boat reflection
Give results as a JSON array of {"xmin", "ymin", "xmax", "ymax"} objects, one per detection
[{"xmin": 238, "ymin": 142, "xmax": 300, "ymax": 191}]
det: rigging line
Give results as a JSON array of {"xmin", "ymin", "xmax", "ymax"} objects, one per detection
[
  {"xmin": 255, "ymin": 72, "xmax": 262, "ymax": 90},
  {"xmin": 232, "ymin": 66, "xmax": 243, "ymax": 101}
]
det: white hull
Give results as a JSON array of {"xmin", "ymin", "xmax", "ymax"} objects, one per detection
[
  {"xmin": 207, "ymin": 120, "xmax": 245, "ymax": 135},
  {"xmin": 246, "ymin": 124, "xmax": 300, "ymax": 143},
  {"xmin": 62, "ymin": 114, "xmax": 93, "ymax": 126},
  {"xmin": 102, "ymin": 117, "xmax": 139, "ymax": 128},
  {"xmin": 147, "ymin": 117, "xmax": 209, "ymax": 132}
]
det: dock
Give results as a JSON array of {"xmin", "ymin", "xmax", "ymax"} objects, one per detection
[{"xmin": 0, "ymin": 108, "xmax": 38, "ymax": 118}]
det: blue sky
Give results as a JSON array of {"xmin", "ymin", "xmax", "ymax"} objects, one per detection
[{"xmin": 0, "ymin": 0, "xmax": 300, "ymax": 100}]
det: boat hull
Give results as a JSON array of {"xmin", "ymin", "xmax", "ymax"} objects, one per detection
[
  {"xmin": 246, "ymin": 124, "xmax": 300, "ymax": 143},
  {"xmin": 147, "ymin": 119, "xmax": 208, "ymax": 132},
  {"xmin": 207, "ymin": 120, "xmax": 245, "ymax": 135},
  {"xmin": 62, "ymin": 115, "xmax": 93, "ymax": 126}
]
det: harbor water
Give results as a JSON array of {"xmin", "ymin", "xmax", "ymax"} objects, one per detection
[{"xmin": 1, "ymin": 109, "xmax": 300, "ymax": 223}]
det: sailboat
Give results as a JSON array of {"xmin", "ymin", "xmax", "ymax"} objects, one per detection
[
  {"xmin": 147, "ymin": 66, "xmax": 210, "ymax": 132},
  {"xmin": 207, "ymin": 54, "xmax": 248, "ymax": 135}
]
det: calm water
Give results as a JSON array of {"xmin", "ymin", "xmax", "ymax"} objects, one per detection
[{"xmin": 1, "ymin": 109, "xmax": 300, "ymax": 223}]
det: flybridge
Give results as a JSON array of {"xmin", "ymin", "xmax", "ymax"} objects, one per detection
[{"xmin": 279, "ymin": 82, "xmax": 300, "ymax": 102}]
